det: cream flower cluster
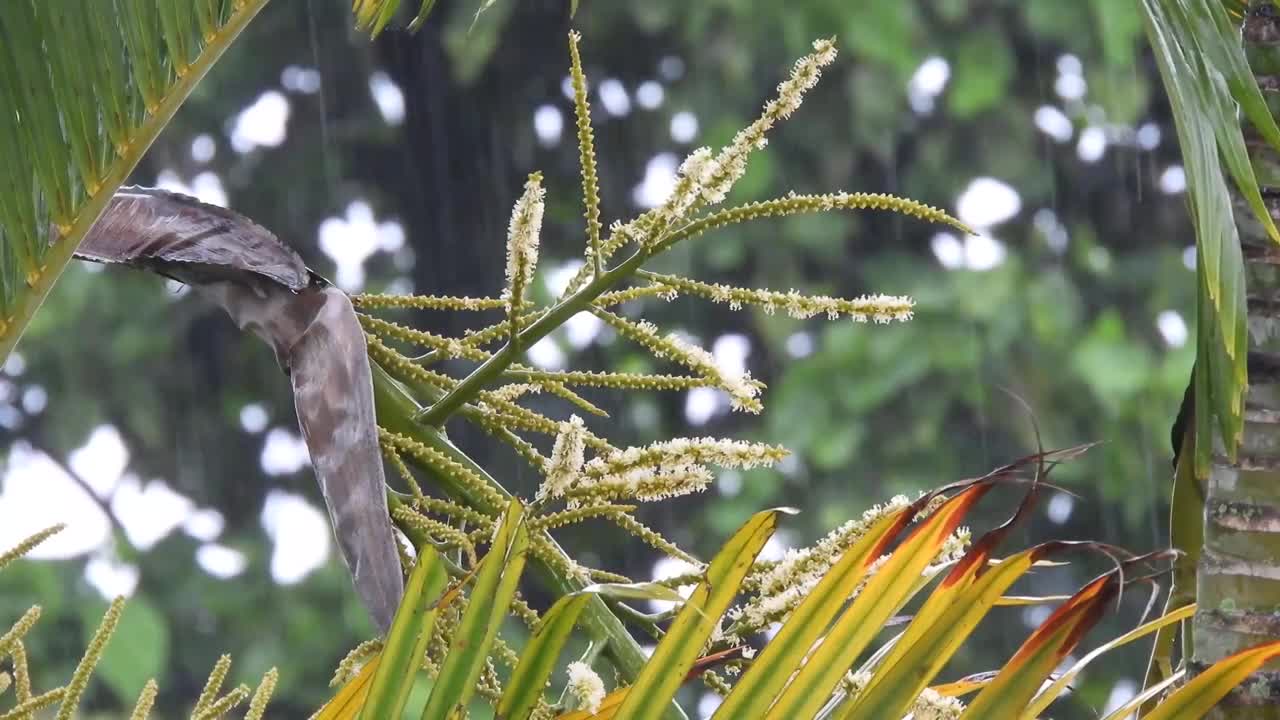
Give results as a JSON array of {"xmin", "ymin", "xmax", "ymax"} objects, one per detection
[
  {"xmin": 503, "ymin": 173, "xmax": 545, "ymax": 311},
  {"xmin": 537, "ymin": 415, "xmax": 587, "ymax": 501},
  {"xmin": 565, "ymin": 661, "xmax": 605, "ymax": 714},
  {"xmin": 640, "ymin": 272, "xmax": 914, "ymax": 323},
  {"xmin": 626, "ymin": 317, "xmax": 761, "ymax": 411},
  {"xmin": 618, "ymin": 38, "xmax": 840, "ymax": 250},
  {"xmin": 584, "ymin": 437, "xmax": 787, "ymax": 477},
  {"xmin": 536, "ymin": 432, "xmax": 786, "ymax": 507},
  {"xmin": 844, "ymin": 671, "xmax": 966, "ymax": 719},
  {"xmin": 692, "ymin": 38, "xmax": 838, "ymax": 208}
]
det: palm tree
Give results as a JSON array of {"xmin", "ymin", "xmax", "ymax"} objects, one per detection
[
  {"xmin": 1142, "ymin": 0, "xmax": 1280, "ymax": 715},
  {"xmin": 3, "ymin": 2, "xmax": 1280, "ymax": 718}
]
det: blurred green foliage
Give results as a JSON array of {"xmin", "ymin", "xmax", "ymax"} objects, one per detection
[{"xmin": 0, "ymin": 0, "xmax": 1195, "ymax": 716}]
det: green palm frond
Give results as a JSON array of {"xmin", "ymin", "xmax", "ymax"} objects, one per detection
[
  {"xmin": 316, "ymin": 446, "xmax": 1269, "ymax": 719},
  {"xmin": 0, "ymin": 0, "xmax": 269, "ymax": 364},
  {"xmin": 352, "ymin": 0, "xmax": 438, "ymax": 37},
  {"xmin": 1138, "ymin": 0, "xmax": 1280, "ymax": 697},
  {"xmin": 1139, "ymin": 0, "xmax": 1280, "ymax": 475}
]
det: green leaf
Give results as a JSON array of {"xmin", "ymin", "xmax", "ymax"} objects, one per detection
[
  {"xmin": 1022, "ymin": 604, "xmax": 1196, "ymax": 717},
  {"xmin": 948, "ymin": 27, "xmax": 1013, "ymax": 118},
  {"xmin": 497, "ymin": 593, "xmax": 591, "ymax": 720},
  {"xmin": 959, "ymin": 574, "xmax": 1119, "ymax": 718},
  {"xmin": 352, "ymin": 0, "xmax": 444, "ymax": 36},
  {"xmin": 846, "ymin": 543, "xmax": 1058, "ymax": 720},
  {"xmin": 765, "ymin": 484, "xmax": 992, "ymax": 720},
  {"xmin": 421, "ymin": 498, "xmax": 530, "ymax": 719},
  {"xmin": 1189, "ymin": 0, "xmax": 1280, "ymax": 164},
  {"xmin": 1142, "ymin": 641, "xmax": 1280, "ymax": 720},
  {"xmin": 359, "ymin": 545, "xmax": 449, "ymax": 720},
  {"xmin": 1140, "ymin": 0, "xmax": 1249, "ymax": 464},
  {"xmin": 0, "ymin": 0, "xmax": 270, "ymax": 364},
  {"xmin": 576, "ymin": 581, "xmax": 688, "ymax": 605},
  {"xmin": 317, "ymin": 654, "xmax": 382, "ymax": 720},
  {"xmin": 614, "ymin": 507, "xmax": 786, "ymax": 720},
  {"xmin": 714, "ymin": 502, "xmax": 917, "ymax": 719}
]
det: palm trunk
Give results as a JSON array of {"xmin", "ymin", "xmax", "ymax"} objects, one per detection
[{"xmin": 1194, "ymin": 6, "xmax": 1280, "ymax": 715}]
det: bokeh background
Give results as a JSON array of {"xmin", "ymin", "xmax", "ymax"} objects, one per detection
[{"xmin": 0, "ymin": 1, "xmax": 1199, "ymax": 717}]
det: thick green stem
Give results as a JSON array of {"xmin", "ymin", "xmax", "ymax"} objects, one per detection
[
  {"xmin": 374, "ymin": 364, "xmax": 688, "ymax": 720},
  {"xmin": 0, "ymin": 0, "xmax": 270, "ymax": 363},
  {"xmin": 1143, "ymin": 427, "xmax": 1201, "ymax": 712},
  {"xmin": 416, "ymin": 245, "xmax": 651, "ymax": 425}
]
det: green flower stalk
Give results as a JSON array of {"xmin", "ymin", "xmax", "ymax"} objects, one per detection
[
  {"xmin": 567, "ymin": 31, "xmax": 603, "ymax": 274},
  {"xmin": 192, "ymin": 684, "xmax": 250, "ymax": 720},
  {"xmin": 56, "ymin": 597, "xmax": 124, "ymax": 720},
  {"xmin": 191, "ymin": 654, "xmax": 232, "ymax": 717},
  {"xmin": 637, "ymin": 271, "xmax": 914, "ymax": 322},
  {"xmin": 592, "ymin": 310, "xmax": 763, "ymax": 412},
  {"xmin": 0, "ymin": 687, "xmax": 64, "ymax": 720},
  {"xmin": 128, "ymin": 680, "xmax": 158, "ymax": 720},
  {"xmin": 353, "ymin": 293, "xmax": 505, "ymax": 312},
  {"xmin": 245, "ymin": 668, "xmax": 278, "ymax": 720},
  {"xmin": 0, "ymin": 607, "xmax": 40, "ymax": 657},
  {"xmin": 0, "ymin": 525, "xmax": 63, "ymax": 572}
]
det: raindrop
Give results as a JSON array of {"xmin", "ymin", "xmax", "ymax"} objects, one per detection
[
  {"xmin": 684, "ymin": 387, "xmax": 720, "ymax": 425},
  {"xmin": 197, "ymin": 544, "xmax": 248, "ymax": 579},
  {"xmin": 368, "ymin": 71, "xmax": 405, "ymax": 125},
  {"xmin": 85, "ymin": 553, "xmax": 140, "ymax": 599},
  {"xmin": 260, "ymin": 428, "xmax": 310, "ymax": 475},
  {"xmin": 1033, "ymin": 106, "xmax": 1073, "ymax": 142},
  {"xmin": 1047, "ymin": 494, "xmax": 1074, "ymax": 524},
  {"xmin": 230, "ymin": 90, "xmax": 290, "ymax": 153},
  {"xmin": 183, "ymin": 508, "xmax": 225, "ymax": 541},
  {"xmin": 956, "ymin": 177, "xmax": 1021, "ymax": 229},
  {"xmin": 110, "ymin": 477, "xmax": 195, "ymax": 550},
  {"xmin": 4, "ymin": 353, "xmax": 24, "ymax": 376},
  {"xmin": 21, "ymin": 385, "xmax": 46, "ymax": 414},
  {"xmin": 261, "ymin": 491, "xmax": 331, "ymax": 585},
  {"xmin": 670, "ymin": 111, "xmax": 698, "ymax": 143},
  {"xmin": 658, "ymin": 56, "xmax": 685, "ymax": 82},
  {"xmin": 635, "ymin": 80, "xmax": 664, "ymax": 109},
  {"xmin": 907, "ymin": 56, "xmax": 950, "ymax": 114},
  {"xmin": 240, "ymin": 403, "xmax": 269, "ymax": 434},
  {"xmin": 718, "ymin": 470, "xmax": 742, "ymax": 496},
  {"xmin": 598, "ymin": 78, "xmax": 631, "ymax": 116},
  {"xmin": 1136, "ymin": 122, "xmax": 1161, "ymax": 150},
  {"xmin": 1157, "ymin": 310, "xmax": 1188, "ymax": 348},
  {"xmin": 931, "ymin": 232, "xmax": 965, "ymax": 269},
  {"xmin": 1159, "ymin": 165, "xmax": 1186, "ymax": 194},
  {"xmin": 528, "ymin": 337, "xmax": 567, "ymax": 370},
  {"xmin": 191, "ymin": 134, "xmax": 216, "ymax": 163},
  {"xmin": 281, "ymin": 65, "xmax": 321, "ymax": 94},
  {"xmin": 566, "ymin": 311, "xmax": 603, "ymax": 348},
  {"xmin": 633, "ymin": 153, "xmax": 679, "ymax": 208},
  {"xmin": 712, "ymin": 333, "xmax": 751, "ymax": 377},
  {"xmin": 1076, "ymin": 126, "xmax": 1107, "ymax": 163},
  {"xmin": 785, "ymin": 332, "xmax": 813, "ymax": 358},
  {"xmin": 533, "ymin": 104, "xmax": 563, "ymax": 146}
]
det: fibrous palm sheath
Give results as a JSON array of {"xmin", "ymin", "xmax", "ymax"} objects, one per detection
[{"xmin": 74, "ymin": 187, "xmax": 404, "ymax": 631}]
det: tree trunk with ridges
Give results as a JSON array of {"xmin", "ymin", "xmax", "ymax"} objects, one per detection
[{"xmin": 1196, "ymin": 7, "xmax": 1280, "ymax": 715}]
